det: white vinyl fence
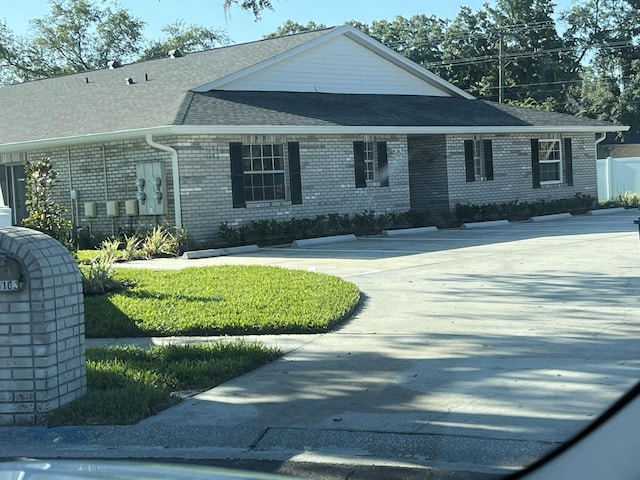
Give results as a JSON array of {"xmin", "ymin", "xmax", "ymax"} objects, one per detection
[{"xmin": 597, "ymin": 156, "xmax": 640, "ymax": 201}]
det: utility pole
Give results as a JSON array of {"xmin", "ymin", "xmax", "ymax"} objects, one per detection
[{"xmin": 498, "ymin": 33, "xmax": 504, "ymax": 103}]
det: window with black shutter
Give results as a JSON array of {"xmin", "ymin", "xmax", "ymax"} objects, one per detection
[
  {"xmin": 288, "ymin": 142, "xmax": 302, "ymax": 204},
  {"xmin": 353, "ymin": 140, "xmax": 389, "ymax": 188},
  {"xmin": 464, "ymin": 138, "xmax": 493, "ymax": 182}
]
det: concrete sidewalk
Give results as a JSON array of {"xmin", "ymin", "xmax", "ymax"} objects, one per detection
[{"xmin": 2, "ymin": 210, "xmax": 640, "ymax": 479}]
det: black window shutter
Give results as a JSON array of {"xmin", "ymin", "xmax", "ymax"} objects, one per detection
[
  {"xmin": 353, "ymin": 141, "xmax": 366, "ymax": 188},
  {"xmin": 464, "ymin": 140, "xmax": 475, "ymax": 182},
  {"xmin": 483, "ymin": 140, "xmax": 494, "ymax": 181},
  {"xmin": 531, "ymin": 139, "xmax": 541, "ymax": 189},
  {"xmin": 564, "ymin": 138, "xmax": 573, "ymax": 186},
  {"xmin": 377, "ymin": 142, "xmax": 389, "ymax": 187},
  {"xmin": 229, "ymin": 142, "xmax": 246, "ymax": 208},
  {"xmin": 288, "ymin": 142, "xmax": 302, "ymax": 205}
]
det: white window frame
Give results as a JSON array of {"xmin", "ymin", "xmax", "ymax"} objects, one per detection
[
  {"xmin": 363, "ymin": 141, "xmax": 376, "ymax": 182},
  {"xmin": 241, "ymin": 143, "xmax": 286, "ymax": 202},
  {"xmin": 538, "ymin": 138, "xmax": 563, "ymax": 184},
  {"xmin": 472, "ymin": 137, "xmax": 487, "ymax": 181}
]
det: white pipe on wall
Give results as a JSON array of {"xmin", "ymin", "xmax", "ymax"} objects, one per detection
[{"xmin": 145, "ymin": 135, "xmax": 182, "ymax": 230}]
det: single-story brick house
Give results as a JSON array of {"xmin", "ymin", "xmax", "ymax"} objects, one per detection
[{"xmin": 0, "ymin": 25, "xmax": 628, "ymax": 245}]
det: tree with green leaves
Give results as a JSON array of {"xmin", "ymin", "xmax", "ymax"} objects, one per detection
[
  {"xmin": 0, "ymin": 0, "xmax": 229, "ymax": 84},
  {"xmin": 563, "ymin": 0, "xmax": 640, "ymax": 130},
  {"xmin": 139, "ymin": 20, "xmax": 229, "ymax": 61},
  {"xmin": 223, "ymin": 0, "xmax": 272, "ymax": 18},
  {"xmin": 263, "ymin": 20, "xmax": 327, "ymax": 39},
  {"xmin": 436, "ymin": 7, "xmax": 496, "ymax": 99},
  {"xmin": 22, "ymin": 157, "xmax": 72, "ymax": 247},
  {"xmin": 28, "ymin": 0, "xmax": 144, "ymax": 75},
  {"xmin": 362, "ymin": 15, "xmax": 447, "ymax": 67}
]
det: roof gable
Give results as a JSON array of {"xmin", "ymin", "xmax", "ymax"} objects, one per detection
[{"xmin": 195, "ymin": 25, "xmax": 471, "ymax": 98}]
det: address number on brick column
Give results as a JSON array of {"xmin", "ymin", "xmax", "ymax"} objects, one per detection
[{"xmin": 0, "ymin": 254, "xmax": 23, "ymax": 292}]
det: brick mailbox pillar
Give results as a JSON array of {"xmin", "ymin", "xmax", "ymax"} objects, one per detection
[{"xmin": 0, "ymin": 227, "xmax": 86, "ymax": 426}]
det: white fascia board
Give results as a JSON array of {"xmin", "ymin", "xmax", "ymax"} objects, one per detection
[
  {"xmin": 1, "ymin": 123, "xmax": 628, "ymax": 153},
  {"xmin": 167, "ymin": 124, "xmax": 629, "ymax": 135},
  {"xmin": 0, "ymin": 126, "xmax": 174, "ymax": 154}
]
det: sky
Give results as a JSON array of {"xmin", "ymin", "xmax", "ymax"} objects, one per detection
[{"xmin": 3, "ymin": 0, "xmax": 574, "ymax": 45}]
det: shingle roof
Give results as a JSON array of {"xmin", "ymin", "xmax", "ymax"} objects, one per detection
[
  {"xmin": 0, "ymin": 28, "xmax": 332, "ymax": 145},
  {"xmin": 181, "ymin": 90, "xmax": 619, "ymax": 128},
  {"xmin": 0, "ymin": 26, "xmax": 626, "ymax": 148}
]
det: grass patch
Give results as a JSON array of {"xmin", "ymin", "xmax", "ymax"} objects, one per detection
[
  {"xmin": 84, "ymin": 265, "xmax": 361, "ymax": 337},
  {"xmin": 44, "ymin": 341, "xmax": 281, "ymax": 426}
]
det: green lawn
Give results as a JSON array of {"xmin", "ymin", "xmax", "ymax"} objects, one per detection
[
  {"xmin": 54, "ymin": 262, "xmax": 360, "ymax": 425},
  {"xmin": 84, "ymin": 265, "xmax": 361, "ymax": 337},
  {"xmin": 45, "ymin": 341, "xmax": 280, "ymax": 426}
]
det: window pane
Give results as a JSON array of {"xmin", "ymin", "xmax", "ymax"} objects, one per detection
[
  {"xmin": 241, "ymin": 144, "xmax": 285, "ymax": 202},
  {"xmin": 539, "ymin": 140, "xmax": 560, "ymax": 161},
  {"xmin": 275, "ymin": 173, "xmax": 285, "ymax": 199},
  {"xmin": 539, "ymin": 163, "xmax": 560, "ymax": 182},
  {"xmin": 264, "ymin": 187, "xmax": 275, "ymax": 200}
]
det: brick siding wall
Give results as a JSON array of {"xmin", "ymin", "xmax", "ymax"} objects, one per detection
[
  {"xmin": 408, "ymin": 134, "xmax": 449, "ymax": 214},
  {"xmin": 445, "ymin": 133, "xmax": 597, "ymax": 209},
  {"xmin": 4, "ymin": 131, "xmax": 598, "ymax": 246},
  {"xmin": 0, "ymin": 227, "xmax": 86, "ymax": 426},
  {"xmin": 15, "ymin": 134, "xmax": 410, "ymax": 246}
]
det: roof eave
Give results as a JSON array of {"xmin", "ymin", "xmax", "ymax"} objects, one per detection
[{"xmin": 0, "ymin": 124, "xmax": 629, "ymax": 153}]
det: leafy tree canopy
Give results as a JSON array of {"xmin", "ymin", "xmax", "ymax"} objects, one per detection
[{"xmin": 0, "ymin": 0, "xmax": 228, "ymax": 84}]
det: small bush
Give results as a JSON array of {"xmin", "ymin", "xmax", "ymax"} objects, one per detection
[
  {"xmin": 22, "ymin": 157, "xmax": 72, "ymax": 247},
  {"xmin": 455, "ymin": 194, "xmax": 596, "ymax": 224},
  {"xmin": 216, "ymin": 210, "xmax": 416, "ymax": 247},
  {"xmin": 602, "ymin": 191, "xmax": 640, "ymax": 208},
  {"xmin": 121, "ymin": 235, "xmax": 143, "ymax": 262},
  {"xmin": 81, "ymin": 250, "xmax": 125, "ymax": 295}
]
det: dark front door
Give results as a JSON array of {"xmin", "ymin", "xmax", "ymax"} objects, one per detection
[{"xmin": 0, "ymin": 164, "xmax": 28, "ymax": 225}]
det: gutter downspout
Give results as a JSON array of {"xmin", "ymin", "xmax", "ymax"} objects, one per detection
[
  {"xmin": 595, "ymin": 132, "xmax": 609, "ymax": 201},
  {"xmin": 595, "ymin": 132, "xmax": 607, "ymax": 154},
  {"xmin": 145, "ymin": 134, "xmax": 182, "ymax": 230}
]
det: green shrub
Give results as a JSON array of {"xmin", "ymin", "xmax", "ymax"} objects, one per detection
[
  {"xmin": 216, "ymin": 210, "xmax": 416, "ymax": 247},
  {"xmin": 602, "ymin": 191, "xmax": 640, "ymax": 208},
  {"xmin": 455, "ymin": 194, "xmax": 596, "ymax": 224},
  {"xmin": 21, "ymin": 157, "xmax": 72, "ymax": 247},
  {"xmin": 80, "ymin": 250, "xmax": 125, "ymax": 295}
]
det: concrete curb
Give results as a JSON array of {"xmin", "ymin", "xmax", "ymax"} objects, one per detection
[
  {"xmin": 182, "ymin": 245, "xmax": 259, "ymax": 259},
  {"xmin": 292, "ymin": 235, "xmax": 357, "ymax": 247},
  {"xmin": 462, "ymin": 220, "xmax": 509, "ymax": 229},
  {"xmin": 528, "ymin": 213, "xmax": 572, "ymax": 222},
  {"xmin": 383, "ymin": 226, "xmax": 438, "ymax": 236},
  {"xmin": 588, "ymin": 207, "xmax": 627, "ymax": 216}
]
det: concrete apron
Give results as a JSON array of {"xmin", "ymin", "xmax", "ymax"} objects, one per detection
[{"xmin": 3, "ymin": 211, "xmax": 640, "ymax": 477}]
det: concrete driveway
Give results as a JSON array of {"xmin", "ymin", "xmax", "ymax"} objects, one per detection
[{"xmin": 3, "ymin": 210, "xmax": 640, "ymax": 479}]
